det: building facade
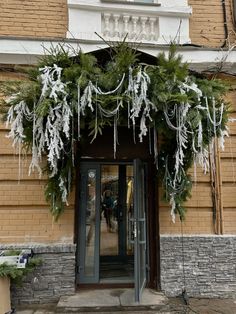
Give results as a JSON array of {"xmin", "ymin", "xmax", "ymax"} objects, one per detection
[{"xmin": 1, "ymin": 0, "xmax": 236, "ymax": 305}]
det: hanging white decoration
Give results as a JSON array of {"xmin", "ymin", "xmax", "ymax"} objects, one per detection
[
  {"xmin": 39, "ymin": 64, "xmax": 67, "ymax": 101},
  {"xmin": 28, "ymin": 104, "xmax": 43, "ymax": 177},
  {"xmin": 59, "ymin": 176, "xmax": 69, "ymax": 206},
  {"xmin": 219, "ymin": 128, "xmax": 229, "ymax": 151},
  {"xmin": 4, "ymin": 47, "xmax": 228, "ymax": 222},
  {"xmin": 6, "ymin": 101, "xmax": 32, "ymax": 146},
  {"xmin": 127, "ymin": 67, "xmax": 157, "ymax": 142},
  {"xmin": 170, "ymin": 194, "xmax": 176, "ymax": 223}
]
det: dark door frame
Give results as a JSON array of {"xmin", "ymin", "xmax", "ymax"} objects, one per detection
[
  {"xmin": 74, "ymin": 123, "xmax": 160, "ymax": 289},
  {"xmin": 74, "ymin": 157, "xmax": 160, "ymax": 289}
]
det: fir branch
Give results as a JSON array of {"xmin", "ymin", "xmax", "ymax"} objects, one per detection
[{"xmin": 1, "ymin": 43, "xmax": 229, "ymax": 221}]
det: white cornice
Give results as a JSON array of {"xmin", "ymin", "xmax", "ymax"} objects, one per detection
[
  {"xmin": 0, "ymin": 38, "xmax": 236, "ymax": 68},
  {"xmin": 67, "ymin": 0, "xmax": 192, "ymax": 17}
]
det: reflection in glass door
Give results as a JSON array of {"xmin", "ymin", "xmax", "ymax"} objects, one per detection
[
  {"xmin": 100, "ymin": 165, "xmax": 134, "ymax": 283},
  {"xmin": 77, "ymin": 162, "xmax": 147, "ymax": 288},
  {"xmin": 77, "ymin": 164, "xmax": 100, "ymax": 284}
]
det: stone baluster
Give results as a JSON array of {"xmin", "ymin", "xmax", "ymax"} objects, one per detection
[
  {"xmin": 103, "ymin": 13, "xmax": 111, "ymax": 37},
  {"xmin": 131, "ymin": 16, "xmax": 139, "ymax": 39},
  {"xmin": 149, "ymin": 17, "xmax": 156, "ymax": 41},
  {"xmin": 140, "ymin": 16, "xmax": 148, "ymax": 40},
  {"xmin": 113, "ymin": 14, "xmax": 120, "ymax": 38},
  {"xmin": 123, "ymin": 15, "xmax": 130, "ymax": 38}
]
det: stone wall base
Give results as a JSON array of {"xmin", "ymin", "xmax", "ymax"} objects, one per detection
[
  {"xmin": 0, "ymin": 244, "xmax": 76, "ymax": 305},
  {"xmin": 160, "ymin": 235, "xmax": 236, "ymax": 298},
  {"xmin": 2, "ymin": 236, "xmax": 236, "ymax": 304}
]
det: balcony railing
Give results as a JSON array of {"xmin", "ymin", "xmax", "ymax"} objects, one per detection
[
  {"xmin": 102, "ymin": 13, "xmax": 158, "ymax": 41},
  {"xmin": 67, "ymin": 0, "xmax": 192, "ymax": 45}
]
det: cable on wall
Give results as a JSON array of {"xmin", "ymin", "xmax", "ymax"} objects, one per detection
[{"xmin": 221, "ymin": 0, "xmax": 229, "ymax": 47}]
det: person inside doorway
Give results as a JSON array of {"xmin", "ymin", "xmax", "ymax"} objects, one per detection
[{"xmin": 102, "ymin": 189, "xmax": 115, "ymax": 232}]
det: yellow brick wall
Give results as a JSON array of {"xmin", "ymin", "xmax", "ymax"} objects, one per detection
[
  {"xmin": 160, "ymin": 87, "xmax": 236, "ymax": 235},
  {"xmin": 0, "ymin": 0, "xmax": 235, "ymax": 49},
  {"xmin": 0, "ymin": 0, "xmax": 67, "ymax": 38},
  {"xmin": 159, "ymin": 173, "xmax": 215, "ymax": 234},
  {"xmin": 1, "ymin": 73, "xmax": 236, "ymax": 243},
  {"xmin": 0, "ymin": 131, "xmax": 75, "ymax": 243},
  {"xmin": 0, "ymin": 208, "xmax": 74, "ymax": 244},
  {"xmin": 189, "ymin": 0, "xmax": 236, "ymax": 47},
  {"xmin": 220, "ymin": 89, "xmax": 236, "ymax": 234},
  {"xmin": 0, "ymin": 71, "xmax": 74, "ymax": 244}
]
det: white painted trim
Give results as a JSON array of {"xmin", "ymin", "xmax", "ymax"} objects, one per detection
[
  {"xmin": 1, "ymin": 38, "xmax": 236, "ymax": 66},
  {"xmin": 67, "ymin": 0, "xmax": 192, "ymax": 17},
  {"xmin": 66, "ymin": 0, "xmax": 191, "ymax": 45}
]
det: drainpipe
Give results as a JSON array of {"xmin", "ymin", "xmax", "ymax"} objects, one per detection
[{"xmin": 221, "ymin": 0, "xmax": 228, "ymax": 47}]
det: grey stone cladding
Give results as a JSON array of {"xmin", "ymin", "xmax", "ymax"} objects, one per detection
[
  {"xmin": 0, "ymin": 244, "xmax": 76, "ymax": 305},
  {"xmin": 160, "ymin": 235, "xmax": 236, "ymax": 298}
]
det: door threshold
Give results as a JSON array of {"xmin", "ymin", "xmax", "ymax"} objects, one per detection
[
  {"xmin": 99, "ymin": 278, "xmax": 134, "ymax": 284},
  {"xmin": 57, "ymin": 288, "xmax": 167, "ymax": 309},
  {"xmin": 77, "ymin": 283, "xmax": 134, "ymax": 290}
]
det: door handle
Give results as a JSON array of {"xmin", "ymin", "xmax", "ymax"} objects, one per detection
[{"xmin": 133, "ymin": 220, "xmax": 137, "ymax": 238}]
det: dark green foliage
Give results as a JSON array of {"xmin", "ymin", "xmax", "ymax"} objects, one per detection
[
  {"xmin": 0, "ymin": 258, "xmax": 42, "ymax": 285},
  {"xmin": 2, "ymin": 250, "xmax": 21, "ymax": 256},
  {"xmin": 0, "ymin": 43, "xmax": 229, "ymax": 220}
]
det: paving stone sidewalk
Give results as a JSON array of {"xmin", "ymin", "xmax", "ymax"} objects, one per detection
[{"xmin": 15, "ymin": 297, "xmax": 236, "ymax": 314}]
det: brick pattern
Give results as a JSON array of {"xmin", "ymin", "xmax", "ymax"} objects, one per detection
[
  {"xmin": 189, "ymin": 0, "xmax": 236, "ymax": 47},
  {"xmin": 159, "ymin": 169, "xmax": 214, "ymax": 234},
  {"xmin": 0, "ymin": 0, "xmax": 67, "ymax": 39},
  {"xmin": 0, "ymin": 72, "xmax": 75, "ymax": 244},
  {"xmin": 0, "ymin": 1, "xmax": 235, "ymax": 48},
  {"xmin": 160, "ymin": 207, "xmax": 215, "ymax": 234},
  {"xmin": 0, "ymin": 166, "xmax": 75, "ymax": 243},
  {"xmin": 0, "ymin": 155, "xmax": 47, "ymax": 180},
  {"xmin": 160, "ymin": 236, "xmax": 236, "ymax": 297},
  {"xmin": 0, "ymin": 208, "xmax": 74, "ymax": 243},
  {"xmin": 160, "ymin": 87, "xmax": 236, "ymax": 235},
  {"xmin": 220, "ymin": 89, "xmax": 236, "ymax": 234},
  {"xmin": 1, "ymin": 75, "xmax": 236, "ymax": 242}
]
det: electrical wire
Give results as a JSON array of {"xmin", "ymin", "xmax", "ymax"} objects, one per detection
[{"xmin": 221, "ymin": 0, "xmax": 228, "ymax": 48}]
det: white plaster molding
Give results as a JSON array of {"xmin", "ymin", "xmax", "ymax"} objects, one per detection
[
  {"xmin": 67, "ymin": 0, "xmax": 192, "ymax": 45},
  {"xmin": 1, "ymin": 38, "xmax": 236, "ymax": 67},
  {"xmin": 67, "ymin": 0, "xmax": 192, "ymax": 17}
]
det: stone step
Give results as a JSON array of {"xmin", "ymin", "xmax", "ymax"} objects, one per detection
[
  {"xmin": 56, "ymin": 309, "xmax": 172, "ymax": 314},
  {"xmin": 56, "ymin": 307, "xmax": 171, "ymax": 313},
  {"xmin": 56, "ymin": 289, "xmax": 169, "ymax": 313},
  {"xmin": 16, "ymin": 310, "xmax": 174, "ymax": 314}
]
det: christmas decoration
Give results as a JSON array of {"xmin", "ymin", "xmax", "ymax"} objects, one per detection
[{"xmin": 1, "ymin": 43, "xmax": 229, "ymax": 220}]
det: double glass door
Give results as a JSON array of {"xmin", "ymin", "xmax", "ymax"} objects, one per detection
[{"xmin": 77, "ymin": 160, "xmax": 147, "ymax": 302}]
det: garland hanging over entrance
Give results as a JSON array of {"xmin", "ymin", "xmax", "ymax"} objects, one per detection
[{"xmin": 1, "ymin": 43, "xmax": 229, "ymax": 221}]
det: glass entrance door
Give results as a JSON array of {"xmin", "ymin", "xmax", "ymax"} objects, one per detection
[
  {"xmin": 77, "ymin": 163, "xmax": 101, "ymax": 283},
  {"xmin": 77, "ymin": 161, "xmax": 147, "ymax": 299},
  {"xmin": 100, "ymin": 164, "xmax": 134, "ymax": 283}
]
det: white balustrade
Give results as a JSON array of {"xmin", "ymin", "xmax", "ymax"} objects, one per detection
[
  {"xmin": 103, "ymin": 13, "xmax": 111, "ymax": 36},
  {"xmin": 67, "ymin": 0, "xmax": 191, "ymax": 45},
  {"xmin": 101, "ymin": 13, "xmax": 158, "ymax": 42}
]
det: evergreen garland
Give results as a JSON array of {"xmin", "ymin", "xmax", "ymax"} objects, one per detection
[
  {"xmin": 0, "ymin": 258, "xmax": 42, "ymax": 285},
  {"xmin": 0, "ymin": 43, "xmax": 229, "ymax": 221}
]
